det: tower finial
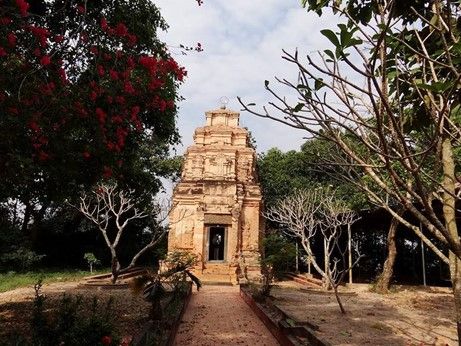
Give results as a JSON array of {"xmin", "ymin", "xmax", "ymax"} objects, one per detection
[{"xmin": 219, "ymin": 96, "xmax": 229, "ymax": 109}]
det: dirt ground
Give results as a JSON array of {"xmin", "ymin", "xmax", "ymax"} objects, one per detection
[
  {"xmin": 0, "ymin": 281, "xmax": 151, "ymax": 343},
  {"xmin": 1, "ymin": 280, "xmax": 457, "ymax": 345},
  {"xmin": 272, "ymin": 281, "xmax": 457, "ymax": 345}
]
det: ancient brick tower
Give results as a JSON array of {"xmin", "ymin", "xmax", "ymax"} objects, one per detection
[{"xmin": 168, "ymin": 107, "xmax": 263, "ymax": 284}]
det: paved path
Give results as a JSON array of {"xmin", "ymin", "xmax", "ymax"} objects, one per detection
[{"xmin": 174, "ymin": 285, "xmax": 279, "ymax": 345}]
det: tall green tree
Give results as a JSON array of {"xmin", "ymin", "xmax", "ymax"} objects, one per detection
[
  {"xmin": 258, "ymin": 138, "xmax": 368, "ymax": 209},
  {"xmin": 257, "ymin": 148, "xmax": 311, "ymax": 208}
]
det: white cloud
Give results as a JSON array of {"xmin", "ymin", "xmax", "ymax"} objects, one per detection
[{"xmin": 154, "ymin": 0, "xmax": 341, "ymax": 154}]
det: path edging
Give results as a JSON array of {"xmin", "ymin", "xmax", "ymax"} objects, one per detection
[
  {"xmin": 240, "ymin": 285, "xmax": 330, "ymax": 346},
  {"xmin": 132, "ymin": 282, "xmax": 193, "ymax": 346}
]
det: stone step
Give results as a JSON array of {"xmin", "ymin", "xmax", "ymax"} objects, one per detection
[
  {"xmin": 83, "ymin": 267, "xmax": 146, "ymax": 280},
  {"xmin": 285, "ymin": 272, "xmax": 323, "ymax": 288},
  {"xmin": 194, "ymin": 272, "xmax": 235, "ymax": 285},
  {"xmin": 202, "ymin": 264, "xmax": 233, "ymax": 275},
  {"xmin": 202, "ymin": 269, "xmax": 232, "ymax": 275},
  {"xmin": 77, "ymin": 282, "xmax": 129, "ymax": 289},
  {"xmin": 202, "ymin": 263, "xmax": 230, "ymax": 268}
]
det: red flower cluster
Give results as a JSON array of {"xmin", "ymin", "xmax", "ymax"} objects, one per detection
[
  {"xmin": 96, "ymin": 107, "xmax": 107, "ymax": 124},
  {"xmin": 161, "ymin": 58, "xmax": 187, "ymax": 81},
  {"xmin": 0, "ymin": 17, "xmax": 12, "ymax": 25},
  {"xmin": 28, "ymin": 26, "xmax": 50, "ymax": 47},
  {"xmin": 100, "ymin": 18, "xmax": 137, "ymax": 47},
  {"xmin": 42, "ymin": 82, "xmax": 56, "ymax": 95},
  {"xmin": 0, "ymin": 1, "xmax": 185, "ymax": 181},
  {"xmin": 97, "ymin": 64, "xmax": 105, "ymax": 76},
  {"xmin": 16, "ymin": 0, "xmax": 30, "ymax": 17},
  {"xmin": 102, "ymin": 167, "xmax": 112, "ymax": 179},
  {"xmin": 109, "ymin": 69, "xmax": 118, "ymax": 80},
  {"xmin": 40, "ymin": 55, "xmax": 51, "ymax": 66},
  {"xmin": 101, "ymin": 335, "xmax": 112, "ymax": 345},
  {"xmin": 7, "ymin": 33, "xmax": 17, "ymax": 47},
  {"xmin": 115, "ymin": 23, "xmax": 128, "ymax": 37},
  {"xmin": 100, "ymin": 18, "xmax": 108, "ymax": 31},
  {"xmin": 54, "ymin": 34, "xmax": 64, "ymax": 43}
]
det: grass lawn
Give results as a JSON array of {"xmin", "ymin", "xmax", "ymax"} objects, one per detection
[{"xmin": 0, "ymin": 268, "xmax": 109, "ymax": 293}]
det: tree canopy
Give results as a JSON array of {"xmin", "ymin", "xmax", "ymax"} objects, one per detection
[
  {"xmin": 258, "ymin": 138, "xmax": 368, "ymax": 209},
  {"xmin": 0, "ymin": 0, "xmax": 184, "ymax": 205}
]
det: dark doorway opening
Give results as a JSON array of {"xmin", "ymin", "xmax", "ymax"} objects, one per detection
[{"xmin": 208, "ymin": 226, "xmax": 225, "ymax": 261}]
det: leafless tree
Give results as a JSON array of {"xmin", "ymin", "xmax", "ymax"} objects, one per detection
[
  {"xmin": 265, "ymin": 188, "xmax": 361, "ymax": 313},
  {"xmin": 126, "ymin": 198, "xmax": 173, "ymax": 269},
  {"xmin": 74, "ymin": 183, "xmax": 187, "ymax": 283},
  {"xmin": 77, "ymin": 184, "xmax": 148, "ymax": 283},
  {"xmin": 318, "ymin": 192, "xmax": 362, "ymax": 313}
]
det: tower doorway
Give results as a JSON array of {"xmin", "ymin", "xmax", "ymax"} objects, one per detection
[{"xmin": 208, "ymin": 226, "xmax": 226, "ymax": 261}]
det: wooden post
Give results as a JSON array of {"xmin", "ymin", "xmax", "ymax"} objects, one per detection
[
  {"xmin": 295, "ymin": 242, "xmax": 299, "ymax": 273},
  {"xmin": 421, "ymin": 223, "xmax": 426, "ymax": 286},
  {"xmin": 348, "ymin": 224, "xmax": 352, "ymax": 285},
  {"xmin": 324, "ymin": 237, "xmax": 328, "ymax": 276}
]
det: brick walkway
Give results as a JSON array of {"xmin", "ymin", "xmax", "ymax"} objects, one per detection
[{"xmin": 174, "ymin": 285, "xmax": 279, "ymax": 345}]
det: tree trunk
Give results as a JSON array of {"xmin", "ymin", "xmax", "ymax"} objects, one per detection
[
  {"xmin": 348, "ymin": 224, "xmax": 352, "ymax": 285},
  {"xmin": 450, "ymin": 253, "xmax": 461, "ymax": 346},
  {"xmin": 441, "ymin": 136, "xmax": 461, "ymax": 344},
  {"xmin": 110, "ymin": 254, "xmax": 120, "ymax": 284},
  {"xmin": 29, "ymin": 202, "xmax": 50, "ymax": 247},
  {"xmin": 332, "ymin": 284, "xmax": 346, "ymax": 314},
  {"xmin": 21, "ymin": 201, "xmax": 32, "ymax": 234},
  {"xmin": 125, "ymin": 230, "xmax": 166, "ymax": 269},
  {"xmin": 375, "ymin": 215, "xmax": 399, "ymax": 293}
]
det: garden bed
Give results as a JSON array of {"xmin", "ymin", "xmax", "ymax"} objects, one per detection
[
  {"xmin": 132, "ymin": 281, "xmax": 193, "ymax": 346},
  {"xmin": 0, "ymin": 279, "xmax": 192, "ymax": 345}
]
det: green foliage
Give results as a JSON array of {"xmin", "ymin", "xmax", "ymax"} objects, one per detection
[
  {"xmin": 163, "ymin": 251, "xmax": 198, "ymax": 271},
  {"xmin": 0, "ymin": 247, "xmax": 45, "ymax": 272},
  {"xmin": 302, "ymin": 0, "xmax": 432, "ymax": 24},
  {"xmin": 320, "ymin": 25, "xmax": 362, "ymax": 59},
  {"xmin": 30, "ymin": 280, "xmax": 119, "ymax": 346},
  {"xmin": 254, "ymin": 233, "xmax": 297, "ymax": 300},
  {"xmin": 83, "ymin": 253, "xmax": 100, "ymax": 272},
  {"xmin": 83, "ymin": 253, "xmax": 99, "ymax": 265},
  {"xmin": 257, "ymin": 148, "xmax": 312, "ymax": 208},
  {"xmin": 258, "ymin": 138, "xmax": 369, "ymax": 210},
  {"xmin": 262, "ymin": 232, "xmax": 296, "ymax": 278}
]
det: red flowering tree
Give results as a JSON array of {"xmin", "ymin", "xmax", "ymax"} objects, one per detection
[{"xmin": 0, "ymin": 0, "xmax": 185, "ymax": 229}]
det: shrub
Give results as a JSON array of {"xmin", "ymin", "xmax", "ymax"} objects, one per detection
[
  {"xmin": 30, "ymin": 280, "xmax": 119, "ymax": 346},
  {"xmin": 1, "ymin": 247, "xmax": 45, "ymax": 271},
  {"xmin": 263, "ymin": 233, "xmax": 296, "ymax": 278},
  {"xmin": 83, "ymin": 252, "xmax": 101, "ymax": 273}
]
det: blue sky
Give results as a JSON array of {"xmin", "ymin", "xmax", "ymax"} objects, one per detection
[{"xmin": 155, "ymin": 0, "xmax": 338, "ymax": 154}]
